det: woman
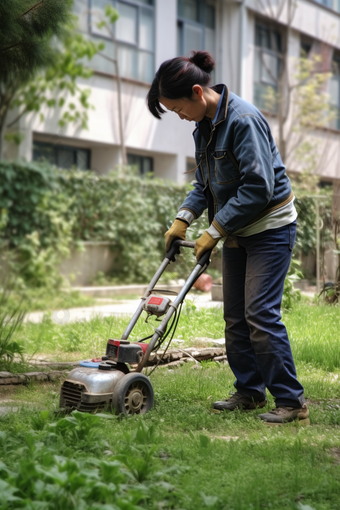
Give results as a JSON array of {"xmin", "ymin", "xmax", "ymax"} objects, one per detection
[{"xmin": 147, "ymin": 51, "xmax": 309, "ymax": 425}]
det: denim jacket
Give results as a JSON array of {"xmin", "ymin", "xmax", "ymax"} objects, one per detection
[{"xmin": 179, "ymin": 84, "xmax": 293, "ymax": 237}]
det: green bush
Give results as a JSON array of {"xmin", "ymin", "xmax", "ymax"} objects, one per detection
[
  {"xmin": 0, "ymin": 160, "xmax": 73, "ymax": 287},
  {"xmin": 294, "ymin": 193, "xmax": 332, "ymax": 256},
  {"xmin": 0, "ymin": 161, "xmax": 208, "ymax": 286},
  {"xmin": 1, "ymin": 160, "xmax": 331, "ymax": 288}
]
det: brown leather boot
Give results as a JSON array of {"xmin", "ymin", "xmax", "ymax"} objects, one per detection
[
  {"xmin": 213, "ymin": 392, "xmax": 267, "ymax": 411},
  {"xmin": 258, "ymin": 404, "xmax": 310, "ymax": 425}
]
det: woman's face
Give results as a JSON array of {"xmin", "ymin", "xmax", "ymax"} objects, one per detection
[{"xmin": 159, "ymin": 86, "xmax": 206, "ymax": 123}]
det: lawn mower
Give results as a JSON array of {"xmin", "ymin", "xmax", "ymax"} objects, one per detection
[{"xmin": 59, "ymin": 240, "xmax": 212, "ymax": 415}]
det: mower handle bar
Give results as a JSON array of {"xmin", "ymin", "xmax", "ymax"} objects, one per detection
[
  {"xmin": 166, "ymin": 238, "xmax": 212, "ymax": 268},
  {"xmin": 121, "ymin": 237, "xmax": 212, "ymax": 352}
]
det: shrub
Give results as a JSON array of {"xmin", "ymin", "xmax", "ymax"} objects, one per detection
[
  {"xmin": 1, "ymin": 160, "xmax": 330, "ymax": 287},
  {"xmin": 0, "ymin": 161, "xmax": 208, "ymax": 286}
]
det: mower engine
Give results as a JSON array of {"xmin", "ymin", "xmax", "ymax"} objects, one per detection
[{"xmin": 59, "ymin": 294, "xmax": 172, "ymax": 415}]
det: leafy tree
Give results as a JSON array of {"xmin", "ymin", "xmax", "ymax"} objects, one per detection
[
  {"xmin": 0, "ymin": 0, "xmax": 103, "ymax": 158},
  {"xmin": 258, "ymin": 0, "xmax": 333, "ymax": 187},
  {"xmin": 256, "ymin": 0, "xmax": 336, "ymax": 290}
]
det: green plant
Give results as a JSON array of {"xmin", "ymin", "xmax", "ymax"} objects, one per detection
[
  {"xmin": 320, "ymin": 185, "xmax": 340, "ymax": 304},
  {"xmin": 2, "ymin": 298, "xmax": 340, "ymax": 510},
  {"xmin": 282, "ymin": 258, "xmax": 303, "ymax": 312},
  {"xmin": 0, "ymin": 278, "xmax": 25, "ymax": 368},
  {"xmin": 0, "ymin": 0, "xmax": 103, "ymax": 157},
  {"xmin": 0, "ymin": 162, "xmax": 208, "ymax": 287},
  {"xmin": 1, "ymin": 160, "xmax": 333, "ymax": 289},
  {"xmin": 293, "ymin": 190, "xmax": 332, "ymax": 258}
]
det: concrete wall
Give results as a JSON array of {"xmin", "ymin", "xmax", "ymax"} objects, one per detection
[{"xmin": 59, "ymin": 242, "xmax": 120, "ymax": 286}]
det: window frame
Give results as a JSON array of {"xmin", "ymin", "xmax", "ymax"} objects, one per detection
[
  {"xmin": 127, "ymin": 153, "xmax": 154, "ymax": 176},
  {"xmin": 253, "ymin": 22, "xmax": 283, "ymax": 113},
  {"xmin": 177, "ymin": 0, "xmax": 216, "ymax": 57},
  {"xmin": 32, "ymin": 141, "xmax": 91, "ymax": 171},
  {"xmin": 329, "ymin": 55, "xmax": 340, "ymax": 130},
  {"xmin": 310, "ymin": 0, "xmax": 340, "ymax": 14},
  {"xmin": 88, "ymin": 0, "xmax": 155, "ymax": 82}
]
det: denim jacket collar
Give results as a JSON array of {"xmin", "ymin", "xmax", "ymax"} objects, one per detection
[
  {"xmin": 210, "ymin": 84, "xmax": 229, "ymax": 126},
  {"xmin": 194, "ymin": 84, "xmax": 229, "ymax": 142}
]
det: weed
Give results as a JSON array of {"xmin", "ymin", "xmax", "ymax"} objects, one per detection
[{"xmin": 0, "ymin": 279, "xmax": 26, "ymax": 369}]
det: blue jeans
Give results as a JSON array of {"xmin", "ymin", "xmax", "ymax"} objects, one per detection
[{"xmin": 222, "ymin": 221, "xmax": 305, "ymax": 407}]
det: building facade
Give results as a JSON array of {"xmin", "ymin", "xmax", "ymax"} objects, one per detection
[{"xmin": 6, "ymin": 0, "xmax": 340, "ymax": 186}]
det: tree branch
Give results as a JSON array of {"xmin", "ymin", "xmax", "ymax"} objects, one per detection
[
  {"xmin": 6, "ymin": 108, "xmax": 28, "ymax": 129},
  {"xmin": 265, "ymin": 0, "xmax": 275, "ymax": 19},
  {"xmin": 276, "ymin": 0, "xmax": 286, "ymax": 20},
  {"xmin": 288, "ymin": 67, "xmax": 331, "ymax": 93},
  {"xmin": 256, "ymin": 0, "xmax": 267, "ymax": 11},
  {"xmin": 287, "ymin": 0, "xmax": 298, "ymax": 26},
  {"xmin": 21, "ymin": 0, "xmax": 44, "ymax": 18},
  {"xmin": 286, "ymin": 132, "xmax": 305, "ymax": 158},
  {"xmin": 282, "ymin": 83, "xmax": 292, "ymax": 125},
  {"xmin": 1, "ymin": 0, "xmax": 45, "ymax": 51},
  {"xmin": 98, "ymin": 51, "xmax": 117, "ymax": 64},
  {"xmin": 259, "ymin": 49, "xmax": 279, "ymax": 86},
  {"xmin": 1, "ymin": 42, "xmax": 24, "ymax": 53},
  {"xmin": 1, "ymin": 1, "xmax": 44, "ymax": 51}
]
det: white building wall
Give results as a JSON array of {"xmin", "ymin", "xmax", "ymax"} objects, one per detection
[
  {"xmin": 155, "ymin": 0, "xmax": 177, "ymax": 67},
  {"xmin": 4, "ymin": 0, "xmax": 340, "ymax": 186}
]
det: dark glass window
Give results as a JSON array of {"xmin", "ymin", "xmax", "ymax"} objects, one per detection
[
  {"xmin": 313, "ymin": 0, "xmax": 332, "ymax": 8},
  {"xmin": 311, "ymin": 0, "xmax": 340, "ymax": 12},
  {"xmin": 254, "ymin": 23, "xmax": 282, "ymax": 113},
  {"xmin": 177, "ymin": 0, "xmax": 216, "ymax": 60},
  {"xmin": 127, "ymin": 153, "xmax": 153, "ymax": 176},
  {"xmin": 318, "ymin": 180, "xmax": 333, "ymax": 188},
  {"xmin": 33, "ymin": 141, "xmax": 91, "ymax": 170},
  {"xmin": 89, "ymin": 0, "xmax": 155, "ymax": 83},
  {"xmin": 329, "ymin": 57, "xmax": 340, "ymax": 130},
  {"xmin": 300, "ymin": 38, "xmax": 313, "ymax": 58}
]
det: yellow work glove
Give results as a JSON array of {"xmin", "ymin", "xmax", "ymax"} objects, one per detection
[
  {"xmin": 194, "ymin": 231, "xmax": 219, "ymax": 261},
  {"xmin": 164, "ymin": 219, "xmax": 189, "ymax": 252}
]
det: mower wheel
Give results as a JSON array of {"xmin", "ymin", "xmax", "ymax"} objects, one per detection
[{"xmin": 112, "ymin": 373, "xmax": 154, "ymax": 415}]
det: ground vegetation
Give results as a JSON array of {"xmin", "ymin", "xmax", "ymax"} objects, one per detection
[{"xmin": 0, "ymin": 299, "xmax": 339, "ymax": 509}]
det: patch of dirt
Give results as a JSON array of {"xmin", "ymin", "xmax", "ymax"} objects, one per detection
[
  {"xmin": 330, "ymin": 447, "xmax": 340, "ymax": 465},
  {"xmin": 306, "ymin": 398, "xmax": 340, "ymax": 408},
  {"xmin": 0, "ymin": 386, "xmax": 20, "ymax": 401},
  {"xmin": 330, "ymin": 446, "xmax": 340, "ymax": 466},
  {"xmin": 0, "ymin": 381, "xmax": 62, "ymax": 403}
]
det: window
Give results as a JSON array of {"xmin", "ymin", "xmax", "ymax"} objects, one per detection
[
  {"xmin": 89, "ymin": 0, "xmax": 155, "ymax": 83},
  {"xmin": 127, "ymin": 153, "xmax": 153, "ymax": 175},
  {"xmin": 254, "ymin": 23, "xmax": 282, "ymax": 113},
  {"xmin": 318, "ymin": 180, "xmax": 333, "ymax": 188},
  {"xmin": 33, "ymin": 141, "xmax": 91, "ymax": 170},
  {"xmin": 300, "ymin": 36, "xmax": 313, "ymax": 58},
  {"xmin": 312, "ymin": 0, "xmax": 340, "ymax": 12},
  {"xmin": 177, "ymin": 0, "xmax": 216, "ymax": 59},
  {"xmin": 314, "ymin": 0, "xmax": 332, "ymax": 7},
  {"xmin": 329, "ymin": 57, "xmax": 340, "ymax": 130}
]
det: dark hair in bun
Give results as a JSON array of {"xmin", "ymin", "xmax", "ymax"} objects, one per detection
[
  {"xmin": 189, "ymin": 51, "xmax": 215, "ymax": 74},
  {"xmin": 147, "ymin": 51, "xmax": 215, "ymax": 119}
]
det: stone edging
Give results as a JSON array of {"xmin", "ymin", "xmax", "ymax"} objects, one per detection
[
  {"xmin": 0, "ymin": 370, "xmax": 70, "ymax": 385},
  {"xmin": 0, "ymin": 347, "xmax": 227, "ymax": 385}
]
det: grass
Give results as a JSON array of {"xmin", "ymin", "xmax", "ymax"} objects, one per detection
[
  {"xmin": 4, "ymin": 287, "xmax": 95, "ymax": 312},
  {"xmin": 284, "ymin": 301, "xmax": 340, "ymax": 371},
  {"xmin": 0, "ymin": 298, "xmax": 340, "ymax": 509}
]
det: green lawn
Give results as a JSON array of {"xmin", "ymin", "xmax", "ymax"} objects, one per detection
[{"xmin": 0, "ymin": 299, "xmax": 339, "ymax": 509}]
